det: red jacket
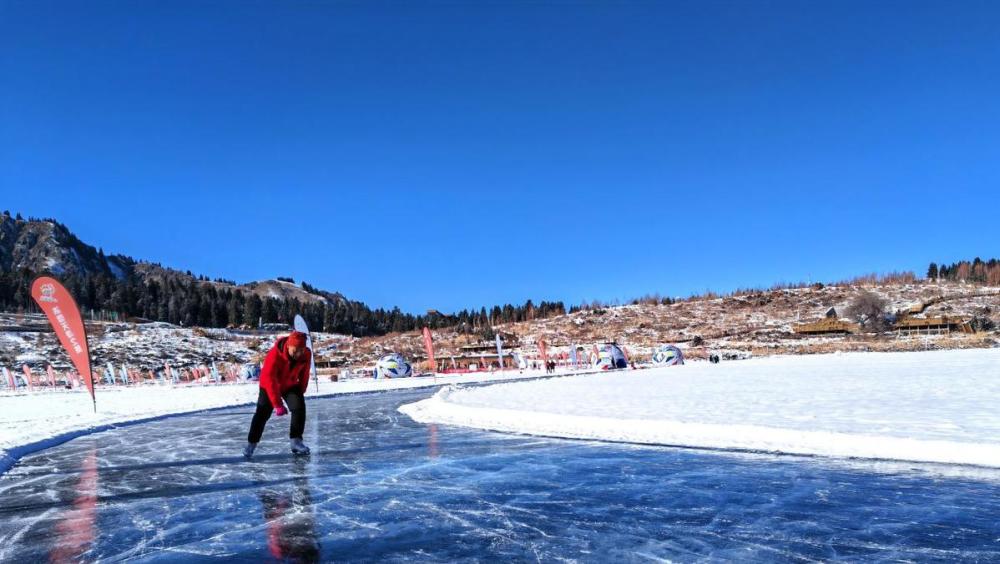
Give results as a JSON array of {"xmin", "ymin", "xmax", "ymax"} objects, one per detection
[{"xmin": 260, "ymin": 336, "xmax": 311, "ymax": 407}]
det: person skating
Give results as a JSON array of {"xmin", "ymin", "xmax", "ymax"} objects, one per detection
[{"xmin": 243, "ymin": 331, "xmax": 312, "ymax": 458}]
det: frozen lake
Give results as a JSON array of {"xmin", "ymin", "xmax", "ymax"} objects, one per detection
[{"xmin": 1, "ymin": 387, "xmax": 998, "ymax": 561}]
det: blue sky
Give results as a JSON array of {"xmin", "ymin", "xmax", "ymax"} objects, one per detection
[{"xmin": 2, "ymin": 1, "xmax": 998, "ymax": 313}]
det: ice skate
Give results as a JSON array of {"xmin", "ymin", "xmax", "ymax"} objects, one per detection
[{"xmin": 290, "ymin": 438, "xmax": 310, "ymax": 456}]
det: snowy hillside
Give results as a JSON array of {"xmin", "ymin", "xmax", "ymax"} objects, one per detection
[{"xmin": 363, "ymin": 282, "xmax": 1000, "ymax": 364}]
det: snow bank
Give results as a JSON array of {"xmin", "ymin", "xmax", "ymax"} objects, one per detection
[
  {"xmin": 400, "ymin": 349, "xmax": 1000, "ymax": 467},
  {"xmin": 0, "ymin": 369, "xmax": 554, "ymax": 475}
]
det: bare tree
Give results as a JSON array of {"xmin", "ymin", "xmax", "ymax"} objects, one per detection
[{"xmin": 846, "ymin": 291, "xmax": 890, "ymax": 332}]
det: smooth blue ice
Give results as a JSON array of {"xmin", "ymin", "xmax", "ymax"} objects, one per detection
[{"xmin": 0, "ymin": 388, "xmax": 998, "ymax": 562}]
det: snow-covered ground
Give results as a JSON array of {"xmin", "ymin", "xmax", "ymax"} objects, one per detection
[
  {"xmin": 0, "ymin": 369, "xmax": 555, "ymax": 474},
  {"xmin": 400, "ymin": 348, "xmax": 1000, "ymax": 468}
]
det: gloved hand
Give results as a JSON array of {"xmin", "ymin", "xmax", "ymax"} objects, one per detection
[{"xmin": 274, "ymin": 404, "xmax": 288, "ymax": 417}]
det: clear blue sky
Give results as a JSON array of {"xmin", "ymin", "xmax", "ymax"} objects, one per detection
[{"xmin": 2, "ymin": 1, "xmax": 998, "ymax": 313}]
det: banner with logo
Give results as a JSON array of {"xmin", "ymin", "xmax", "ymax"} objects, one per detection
[
  {"xmin": 31, "ymin": 277, "xmax": 96, "ymax": 410},
  {"xmin": 422, "ymin": 327, "xmax": 436, "ymax": 371}
]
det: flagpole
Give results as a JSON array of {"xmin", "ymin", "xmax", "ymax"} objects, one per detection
[{"xmin": 82, "ymin": 316, "xmax": 95, "ymax": 412}]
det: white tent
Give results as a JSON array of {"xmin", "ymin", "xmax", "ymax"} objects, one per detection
[
  {"xmin": 652, "ymin": 344, "xmax": 684, "ymax": 366},
  {"xmin": 375, "ymin": 353, "xmax": 413, "ymax": 379}
]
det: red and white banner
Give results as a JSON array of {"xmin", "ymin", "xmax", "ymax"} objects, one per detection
[
  {"xmin": 422, "ymin": 327, "xmax": 436, "ymax": 371},
  {"xmin": 31, "ymin": 277, "xmax": 96, "ymax": 410}
]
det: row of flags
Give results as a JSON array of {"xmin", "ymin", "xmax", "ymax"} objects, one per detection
[
  {"xmin": 418, "ymin": 330, "xmax": 627, "ymax": 371},
  {"xmin": 24, "ymin": 276, "xmax": 271, "ymax": 413},
  {"xmin": 0, "ymin": 361, "xmax": 248, "ymax": 390}
]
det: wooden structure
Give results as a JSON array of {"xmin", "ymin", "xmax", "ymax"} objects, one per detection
[
  {"xmin": 793, "ymin": 318, "xmax": 858, "ymax": 335},
  {"xmin": 894, "ymin": 316, "xmax": 973, "ymax": 336},
  {"xmin": 438, "ymin": 341, "xmax": 519, "ymax": 371},
  {"xmin": 315, "ymin": 353, "xmax": 349, "ymax": 369}
]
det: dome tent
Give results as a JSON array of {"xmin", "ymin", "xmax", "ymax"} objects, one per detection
[
  {"xmin": 375, "ymin": 353, "xmax": 413, "ymax": 379},
  {"xmin": 652, "ymin": 344, "xmax": 684, "ymax": 366}
]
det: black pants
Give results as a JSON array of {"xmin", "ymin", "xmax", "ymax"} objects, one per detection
[{"xmin": 247, "ymin": 388, "xmax": 306, "ymax": 443}]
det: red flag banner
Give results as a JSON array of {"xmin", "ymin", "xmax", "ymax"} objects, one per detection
[
  {"xmin": 22, "ymin": 365, "xmax": 34, "ymax": 391},
  {"xmin": 537, "ymin": 339, "xmax": 548, "ymax": 365},
  {"xmin": 31, "ymin": 277, "xmax": 96, "ymax": 410},
  {"xmin": 422, "ymin": 327, "xmax": 436, "ymax": 372}
]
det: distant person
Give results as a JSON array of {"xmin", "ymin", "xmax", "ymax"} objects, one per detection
[{"xmin": 243, "ymin": 331, "xmax": 312, "ymax": 458}]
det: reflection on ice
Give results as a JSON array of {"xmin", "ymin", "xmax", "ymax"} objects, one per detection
[
  {"xmin": 50, "ymin": 447, "xmax": 97, "ymax": 562},
  {"xmin": 255, "ymin": 459, "xmax": 319, "ymax": 562},
  {"xmin": 0, "ymin": 388, "xmax": 996, "ymax": 562}
]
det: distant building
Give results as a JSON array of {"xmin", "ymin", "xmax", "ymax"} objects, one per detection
[
  {"xmin": 315, "ymin": 352, "xmax": 349, "ymax": 370},
  {"xmin": 794, "ymin": 307, "xmax": 853, "ymax": 335},
  {"xmin": 793, "ymin": 318, "xmax": 858, "ymax": 335},
  {"xmin": 441, "ymin": 342, "xmax": 518, "ymax": 371},
  {"xmin": 893, "ymin": 316, "xmax": 972, "ymax": 336}
]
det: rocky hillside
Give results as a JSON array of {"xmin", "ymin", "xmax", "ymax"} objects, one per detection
[
  {"xmin": 0, "ymin": 213, "xmax": 336, "ymax": 306},
  {"xmin": 0, "ymin": 214, "xmax": 414, "ymax": 335},
  {"xmin": 0, "ymin": 213, "xmax": 130, "ymax": 278}
]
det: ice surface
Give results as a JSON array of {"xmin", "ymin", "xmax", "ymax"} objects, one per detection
[
  {"xmin": 0, "ymin": 389, "xmax": 997, "ymax": 562},
  {"xmin": 0, "ymin": 369, "xmax": 564, "ymax": 474},
  {"xmin": 401, "ymin": 348, "xmax": 1000, "ymax": 467}
]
